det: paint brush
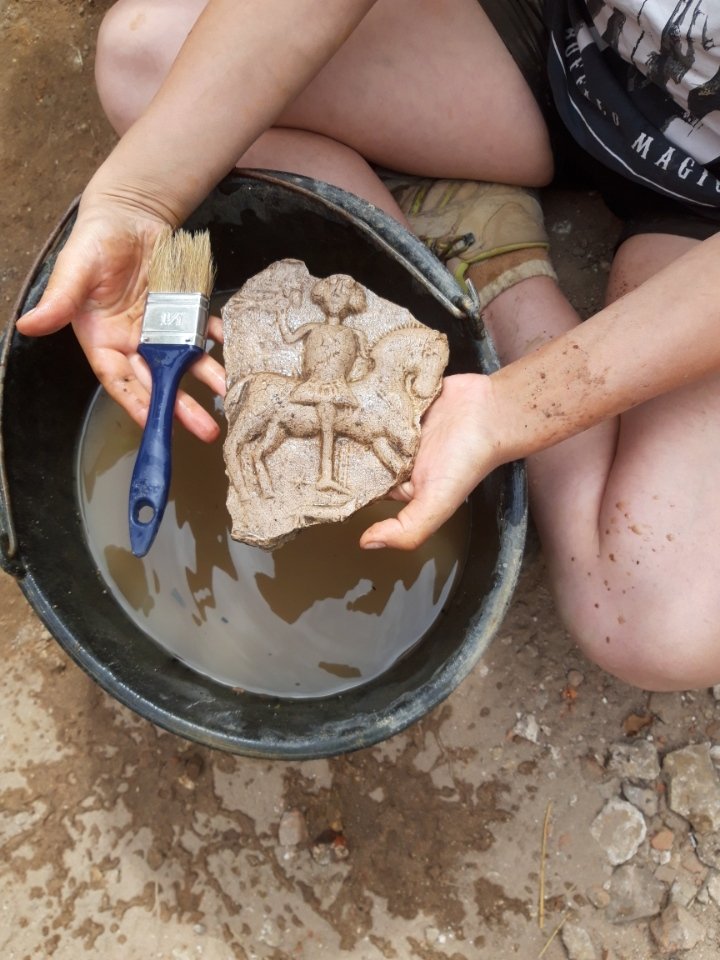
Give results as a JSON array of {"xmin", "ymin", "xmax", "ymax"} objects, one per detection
[{"xmin": 128, "ymin": 228, "xmax": 215, "ymax": 557}]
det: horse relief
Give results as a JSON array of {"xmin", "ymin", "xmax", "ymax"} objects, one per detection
[{"xmin": 222, "ymin": 260, "xmax": 449, "ymax": 548}]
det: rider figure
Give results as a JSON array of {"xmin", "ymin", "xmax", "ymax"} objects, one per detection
[{"xmin": 281, "ymin": 275, "xmax": 369, "ymax": 495}]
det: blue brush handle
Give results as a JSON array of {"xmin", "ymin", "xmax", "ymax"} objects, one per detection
[{"xmin": 128, "ymin": 343, "xmax": 203, "ymax": 557}]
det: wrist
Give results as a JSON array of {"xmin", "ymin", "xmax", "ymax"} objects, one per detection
[
  {"xmin": 83, "ymin": 159, "xmax": 192, "ymax": 229},
  {"xmin": 477, "ymin": 372, "xmax": 520, "ymax": 469},
  {"xmin": 436, "ymin": 373, "xmax": 510, "ymax": 473}
]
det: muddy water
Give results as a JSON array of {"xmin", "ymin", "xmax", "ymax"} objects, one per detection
[{"xmin": 76, "ymin": 369, "xmax": 471, "ymax": 698}]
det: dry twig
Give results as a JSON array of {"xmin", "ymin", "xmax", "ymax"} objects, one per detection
[
  {"xmin": 539, "ymin": 800, "xmax": 553, "ymax": 929},
  {"xmin": 537, "ymin": 910, "xmax": 568, "ymax": 959}
]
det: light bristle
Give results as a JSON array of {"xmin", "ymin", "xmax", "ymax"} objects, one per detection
[{"xmin": 147, "ymin": 228, "xmax": 215, "ymax": 296}]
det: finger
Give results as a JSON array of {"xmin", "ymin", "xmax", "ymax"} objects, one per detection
[
  {"xmin": 360, "ymin": 488, "xmax": 460, "ymax": 551},
  {"xmin": 175, "ymin": 391, "xmax": 221, "ymax": 443},
  {"xmin": 190, "ymin": 352, "xmax": 226, "ymax": 396},
  {"xmin": 128, "ymin": 353, "xmax": 220, "ymax": 443},
  {"xmin": 386, "ymin": 480, "xmax": 414, "ymax": 503},
  {"xmin": 94, "ymin": 352, "xmax": 152, "ymax": 429},
  {"xmin": 16, "ymin": 242, "xmax": 95, "ymax": 337},
  {"xmin": 207, "ymin": 314, "xmax": 224, "ymax": 344}
]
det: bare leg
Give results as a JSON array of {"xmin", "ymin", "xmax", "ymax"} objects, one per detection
[
  {"xmin": 96, "ymin": 0, "xmax": 553, "ymax": 189},
  {"xmin": 316, "ymin": 402, "xmax": 349, "ymax": 494},
  {"xmin": 478, "ymin": 234, "xmax": 720, "ymax": 691}
]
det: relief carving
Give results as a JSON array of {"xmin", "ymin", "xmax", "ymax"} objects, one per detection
[{"xmin": 222, "ymin": 260, "xmax": 449, "ymax": 548}]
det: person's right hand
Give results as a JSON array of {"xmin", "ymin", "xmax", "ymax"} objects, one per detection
[
  {"xmin": 360, "ymin": 373, "xmax": 506, "ymax": 551},
  {"xmin": 16, "ymin": 199, "xmax": 225, "ymax": 442}
]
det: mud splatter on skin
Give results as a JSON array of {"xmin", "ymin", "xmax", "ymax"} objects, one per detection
[{"xmin": 523, "ymin": 338, "xmax": 611, "ymax": 441}]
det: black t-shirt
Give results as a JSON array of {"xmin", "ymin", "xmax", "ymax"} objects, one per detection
[{"xmin": 546, "ymin": 1, "xmax": 720, "ymax": 214}]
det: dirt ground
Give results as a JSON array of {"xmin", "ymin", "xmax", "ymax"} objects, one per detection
[{"xmin": 3, "ymin": 4, "xmax": 720, "ymax": 959}]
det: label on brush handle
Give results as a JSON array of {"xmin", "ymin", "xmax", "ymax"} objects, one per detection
[{"xmin": 141, "ymin": 293, "xmax": 210, "ymax": 347}]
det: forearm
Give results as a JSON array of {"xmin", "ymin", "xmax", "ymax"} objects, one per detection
[
  {"xmin": 87, "ymin": 0, "xmax": 378, "ymax": 222},
  {"xmin": 490, "ymin": 232, "xmax": 720, "ymax": 462}
]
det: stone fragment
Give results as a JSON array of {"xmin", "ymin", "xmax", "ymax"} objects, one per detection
[
  {"xmin": 560, "ymin": 922, "xmax": 598, "ymax": 960},
  {"xmin": 680, "ymin": 850, "xmax": 708, "ymax": 877},
  {"xmin": 695, "ymin": 832, "xmax": 720, "ymax": 869},
  {"xmin": 711, "ymin": 684, "xmax": 720, "ymax": 701},
  {"xmin": 664, "ymin": 744, "xmax": 720, "ymax": 834},
  {"xmin": 655, "ymin": 864, "xmax": 677, "ymax": 885},
  {"xmin": 512, "ymin": 713, "xmax": 540, "ymax": 744},
  {"xmin": 621, "ymin": 781, "xmax": 658, "ymax": 818},
  {"xmin": 707, "ymin": 871, "xmax": 720, "ymax": 906},
  {"xmin": 567, "ymin": 669, "xmax": 585, "ymax": 688},
  {"xmin": 669, "ymin": 874, "xmax": 700, "ymax": 907},
  {"xmin": 651, "ymin": 849, "xmax": 671, "ymax": 866},
  {"xmin": 590, "ymin": 798, "xmax": 647, "ymax": 866},
  {"xmin": 310, "ymin": 841, "xmax": 332, "ymax": 866},
  {"xmin": 695, "ymin": 884, "xmax": 710, "ymax": 905},
  {"xmin": 586, "ymin": 885, "xmax": 611, "ymax": 909},
  {"xmin": 607, "ymin": 740, "xmax": 660, "ymax": 781},
  {"xmin": 311, "ymin": 828, "xmax": 349, "ymax": 864},
  {"xmin": 222, "ymin": 260, "xmax": 448, "ymax": 548},
  {"xmin": 651, "ymin": 828, "xmax": 675, "ymax": 852},
  {"xmin": 278, "ymin": 809, "xmax": 307, "ymax": 847},
  {"xmin": 605, "ymin": 864, "xmax": 667, "ymax": 923},
  {"xmin": 649, "ymin": 904, "xmax": 705, "ymax": 954}
]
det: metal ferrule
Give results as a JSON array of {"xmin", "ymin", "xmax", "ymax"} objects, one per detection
[{"xmin": 140, "ymin": 292, "xmax": 209, "ymax": 348}]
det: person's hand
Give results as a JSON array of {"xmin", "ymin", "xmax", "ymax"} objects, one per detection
[
  {"xmin": 360, "ymin": 373, "xmax": 504, "ymax": 550},
  {"xmin": 16, "ymin": 198, "xmax": 225, "ymax": 442}
]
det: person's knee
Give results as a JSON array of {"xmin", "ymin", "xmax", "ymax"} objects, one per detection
[
  {"xmin": 96, "ymin": 0, "xmax": 192, "ymax": 133},
  {"xmin": 558, "ymin": 586, "xmax": 720, "ymax": 692},
  {"xmin": 96, "ymin": 0, "xmax": 150, "ymax": 131}
]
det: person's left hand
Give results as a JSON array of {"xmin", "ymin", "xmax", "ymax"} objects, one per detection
[{"xmin": 360, "ymin": 373, "xmax": 505, "ymax": 550}]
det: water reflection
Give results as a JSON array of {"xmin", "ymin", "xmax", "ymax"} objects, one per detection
[{"xmin": 77, "ymin": 363, "xmax": 470, "ymax": 698}]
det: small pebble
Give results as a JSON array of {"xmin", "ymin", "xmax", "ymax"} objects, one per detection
[
  {"xmin": 512, "ymin": 713, "xmax": 540, "ymax": 744},
  {"xmin": 650, "ymin": 828, "xmax": 674, "ymax": 852},
  {"xmin": 278, "ymin": 809, "xmax": 307, "ymax": 847},
  {"xmin": 586, "ymin": 885, "xmax": 610, "ymax": 909}
]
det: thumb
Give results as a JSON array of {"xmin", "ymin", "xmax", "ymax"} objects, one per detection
[
  {"xmin": 360, "ymin": 486, "xmax": 460, "ymax": 552},
  {"xmin": 16, "ymin": 243, "xmax": 95, "ymax": 336}
]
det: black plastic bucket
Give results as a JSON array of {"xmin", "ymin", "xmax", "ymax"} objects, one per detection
[{"xmin": 0, "ymin": 171, "xmax": 526, "ymax": 759}]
